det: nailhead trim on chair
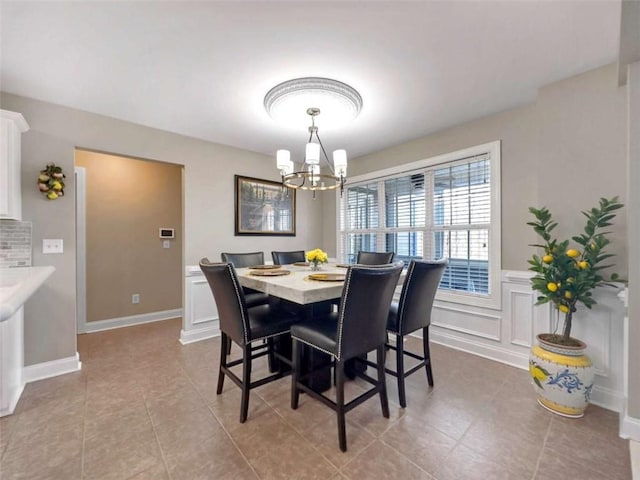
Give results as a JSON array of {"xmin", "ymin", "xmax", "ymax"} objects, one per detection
[
  {"xmin": 226, "ymin": 263, "xmax": 250, "ymax": 345},
  {"xmin": 393, "ymin": 260, "xmax": 416, "ymax": 335},
  {"xmin": 290, "ymin": 335, "xmax": 338, "ymax": 359},
  {"xmin": 335, "ymin": 267, "xmax": 355, "ymax": 361}
]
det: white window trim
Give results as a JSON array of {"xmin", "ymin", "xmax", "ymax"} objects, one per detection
[{"xmin": 336, "ymin": 140, "xmax": 502, "ymax": 310}]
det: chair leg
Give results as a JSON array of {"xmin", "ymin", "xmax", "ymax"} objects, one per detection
[
  {"xmin": 291, "ymin": 339, "xmax": 301, "ymax": 410},
  {"xmin": 335, "ymin": 360, "xmax": 347, "ymax": 452},
  {"xmin": 423, "ymin": 327, "xmax": 434, "ymax": 387},
  {"xmin": 227, "ymin": 339, "xmax": 232, "ymax": 356},
  {"xmin": 240, "ymin": 344, "xmax": 252, "ymax": 423},
  {"xmin": 377, "ymin": 346, "xmax": 390, "ymax": 418},
  {"xmin": 216, "ymin": 333, "xmax": 227, "ymax": 395},
  {"xmin": 396, "ymin": 333, "xmax": 407, "ymax": 408}
]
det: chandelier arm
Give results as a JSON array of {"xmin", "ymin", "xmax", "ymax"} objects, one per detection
[{"xmin": 314, "ymin": 131, "xmax": 337, "ymax": 175}]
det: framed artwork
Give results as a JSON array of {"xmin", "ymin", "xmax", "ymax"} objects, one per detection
[{"xmin": 234, "ymin": 175, "xmax": 296, "ymax": 236}]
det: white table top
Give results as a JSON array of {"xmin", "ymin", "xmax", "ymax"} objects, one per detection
[{"xmin": 236, "ymin": 263, "xmax": 348, "ymax": 305}]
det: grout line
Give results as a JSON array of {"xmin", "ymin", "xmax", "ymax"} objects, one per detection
[
  {"xmin": 180, "ymin": 360, "xmax": 261, "ymax": 479},
  {"xmin": 377, "ymin": 436, "xmax": 437, "ymax": 478},
  {"xmin": 531, "ymin": 416, "xmax": 553, "ymax": 480},
  {"xmin": 80, "ymin": 371, "xmax": 88, "ymax": 479},
  {"xmin": 139, "ymin": 362, "xmax": 174, "ymax": 480}
]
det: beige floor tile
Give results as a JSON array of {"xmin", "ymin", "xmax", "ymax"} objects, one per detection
[
  {"xmin": 341, "ymin": 440, "xmax": 432, "ymax": 479},
  {"xmin": 534, "ymin": 445, "xmax": 629, "ymax": 480},
  {"xmin": 83, "ymin": 427, "xmax": 164, "ymax": 480},
  {"xmin": 0, "ymin": 319, "xmax": 630, "ymax": 480},
  {"xmin": 433, "ymin": 443, "xmax": 521, "ymax": 480},
  {"xmin": 380, "ymin": 413, "xmax": 457, "ymax": 474}
]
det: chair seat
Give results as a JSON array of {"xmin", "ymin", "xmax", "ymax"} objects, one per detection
[
  {"xmin": 248, "ymin": 304, "xmax": 299, "ymax": 342},
  {"xmin": 245, "ymin": 291, "xmax": 270, "ymax": 308},
  {"xmin": 290, "ymin": 313, "xmax": 339, "ymax": 357}
]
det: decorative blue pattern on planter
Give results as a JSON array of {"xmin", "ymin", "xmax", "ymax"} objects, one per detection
[{"xmin": 547, "ymin": 369, "xmax": 583, "ymax": 393}]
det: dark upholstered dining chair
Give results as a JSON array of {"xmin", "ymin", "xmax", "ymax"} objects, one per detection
[
  {"xmin": 385, "ymin": 259, "xmax": 447, "ymax": 408},
  {"xmin": 290, "ymin": 263, "xmax": 403, "ymax": 452},
  {"xmin": 271, "ymin": 250, "xmax": 306, "ymax": 265},
  {"xmin": 356, "ymin": 250, "xmax": 395, "ymax": 265},
  {"xmin": 220, "ymin": 252, "xmax": 269, "ymax": 308},
  {"xmin": 199, "ymin": 258, "xmax": 300, "ymax": 423}
]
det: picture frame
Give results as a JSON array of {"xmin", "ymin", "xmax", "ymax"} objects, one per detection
[{"xmin": 234, "ymin": 175, "xmax": 296, "ymax": 236}]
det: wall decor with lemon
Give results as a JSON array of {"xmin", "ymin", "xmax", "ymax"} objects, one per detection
[{"xmin": 37, "ymin": 163, "xmax": 66, "ymax": 200}]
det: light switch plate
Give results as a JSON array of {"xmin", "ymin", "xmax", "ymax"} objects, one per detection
[
  {"xmin": 43, "ymin": 239, "xmax": 63, "ymax": 254},
  {"xmin": 163, "ymin": 240, "xmax": 170, "ymax": 248}
]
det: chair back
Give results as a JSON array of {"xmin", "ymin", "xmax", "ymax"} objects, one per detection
[
  {"xmin": 396, "ymin": 259, "xmax": 447, "ymax": 335},
  {"xmin": 337, "ymin": 264, "xmax": 402, "ymax": 360},
  {"xmin": 356, "ymin": 251, "xmax": 395, "ymax": 265},
  {"xmin": 221, "ymin": 251, "xmax": 264, "ymax": 268},
  {"xmin": 271, "ymin": 250, "xmax": 305, "ymax": 265},
  {"xmin": 199, "ymin": 258, "xmax": 249, "ymax": 346}
]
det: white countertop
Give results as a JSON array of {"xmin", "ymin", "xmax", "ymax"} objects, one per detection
[{"xmin": 0, "ymin": 266, "xmax": 55, "ymax": 322}]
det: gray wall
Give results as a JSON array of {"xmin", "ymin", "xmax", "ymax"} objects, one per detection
[
  {"xmin": 0, "ymin": 92, "xmax": 323, "ymax": 366},
  {"xmin": 627, "ymin": 61, "xmax": 640, "ymax": 420},
  {"xmin": 323, "ymin": 64, "xmax": 628, "ymax": 276}
]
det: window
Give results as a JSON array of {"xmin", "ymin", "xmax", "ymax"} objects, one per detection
[{"xmin": 337, "ymin": 141, "xmax": 501, "ymax": 308}]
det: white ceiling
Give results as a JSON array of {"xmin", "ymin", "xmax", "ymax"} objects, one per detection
[{"xmin": 0, "ymin": 1, "xmax": 622, "ymax": 162}]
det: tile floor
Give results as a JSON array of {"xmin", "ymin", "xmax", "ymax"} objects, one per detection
[{"xmin": 0, "ymin": 318, "xmax": 631, "ymax": 480}]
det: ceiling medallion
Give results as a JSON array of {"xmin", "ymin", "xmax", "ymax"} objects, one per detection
[{"xmin": 264, "ymin": 77, "xmax": 362, "ymax": 130}]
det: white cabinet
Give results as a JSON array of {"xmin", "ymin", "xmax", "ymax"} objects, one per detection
[{"xmin": 0, "ymin": 110, "xmax": 29, "ymax": 220}]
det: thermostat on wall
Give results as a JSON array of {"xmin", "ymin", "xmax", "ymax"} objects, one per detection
[{"xmin": 159, "ymin": 228, "xmax": 175, "ymax": 239}]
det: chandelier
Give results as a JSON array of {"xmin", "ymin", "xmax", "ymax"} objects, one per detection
[{"xmin": 264, "ymin": 77, "xmax": 363, "ymax": 195}]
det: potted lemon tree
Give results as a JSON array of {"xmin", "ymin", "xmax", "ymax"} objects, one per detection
[{"xmin": 527, "ymin": 196, "xmax": 623, "ymax": 417}]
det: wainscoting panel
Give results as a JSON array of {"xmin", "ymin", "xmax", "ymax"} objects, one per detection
[
  {"xmin": 427, "ymin": 270, "xmax": 626, "ymax": 412},
  {"xmin": 432, "ymin": 304, "xmax": 501, "ymax": 341},
  {"xmin": 181, "ymin": 266, "xmax": 219, "ymax": 345}
]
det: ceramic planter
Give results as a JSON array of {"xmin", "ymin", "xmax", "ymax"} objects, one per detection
[{"xmin": 529, "ymin": 333, "xmax": 595, "ymax": 418}]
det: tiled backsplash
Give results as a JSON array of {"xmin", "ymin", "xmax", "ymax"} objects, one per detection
[{"xmin": 0, "ymin": 219, "xmax": 32, "ymax": 268}]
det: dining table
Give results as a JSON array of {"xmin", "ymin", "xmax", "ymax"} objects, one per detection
[
  {"xmin": 235, "ymin": 262, "xmax": 348, "ymax": 307},
  {"xmin": 236, "ymin": 262, "xmax": 351, "ymax": 390}
]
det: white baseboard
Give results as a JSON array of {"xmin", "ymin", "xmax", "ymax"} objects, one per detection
[
  {"xmin": 179, "ymin": 325, "xmax": 220, "ymax": 345},
  {"xmin": 590, "ymin": 385, "xmax": 624, "ymax": 413},
  {"xmin": 23, "ymin": 352, "xmax": 82, "ymax": 384},
  {"xmin": 631, "ymin": 440, "xmax": 639, "ymax": 480},
  {"xmin": 0, "ymin": 383, "xmax": 25, "ymax": 417},
  {"xmin": 427, "ymin": 328, "xmax": 530, "ymax": 370},
  {"xmin": 620, "ymin": 406, "xmax": 640, "ymax": 441},
  {"xmin": 82, "ymin": 309, "xmax": 182, "ymax": 333}
]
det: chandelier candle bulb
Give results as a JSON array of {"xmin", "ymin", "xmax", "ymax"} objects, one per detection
[
  {"xmin": 306, "ymin": 142, "xmax": 320, "ymax": 164},
  {"xmin": 333, "ymin": 149, "xmax": 347, "ymax": 176},
  {"xmin": 276, "ymin": 149, "xmax": 291, "ymax": 170}
]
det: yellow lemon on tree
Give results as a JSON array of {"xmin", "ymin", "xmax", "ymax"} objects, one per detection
[
  {"xmin": 566, "ymin": 249, "xmax": 580, "ymax": 258},
  {"xmin": 559, "ymin": 304, "xmax": 570, "ymax": 313},
  {"xmin": 542, "ymin": 254, "xmax": 553, "ymax": 264},
  {"xmin": 547, "ymin": 282, "xmax": 558, "ymax": 292},
  {"xmin": 578, "ymin": 261, "xmax": 588, "ymax": 269},
  {"xmin": 564, "ymin": 291, "xmax": 573, "ymax": 299}
]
